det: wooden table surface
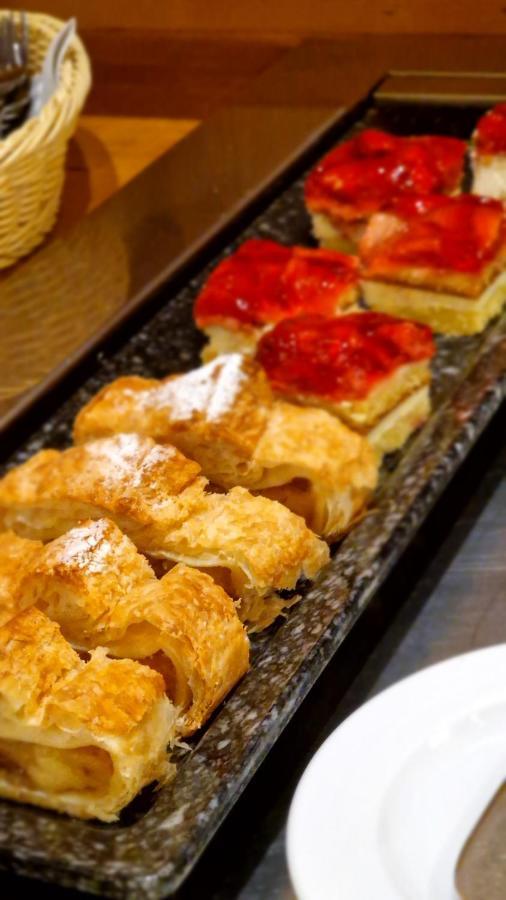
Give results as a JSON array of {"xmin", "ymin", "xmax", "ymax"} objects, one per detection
[
  {"xmin": 0, "ymin": 30, "xmax": 505, "ymax": 900},
  {"xmin": 56, "ymin": 115, "xmax": 198, "ymax": 234},
  {"xmin": 51, "ymin": 30, "xmax": 506, "ymax": 237},
  {"xmin": 51, "ymin": 31, "xmax": 294, "ymax": 235}
]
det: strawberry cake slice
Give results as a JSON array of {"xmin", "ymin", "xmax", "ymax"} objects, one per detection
[
  {"xmin": 360, "ymin": 194, "xmax": 506, "ymax": 335},
  {"xmin": 472, "ymin": 104, "xmax": 506, "ymax": 199},
  {"xmin": 256, "ymin": 311, "xmax": 435, "ymax": 456},
  {"xmin": 305, "ymin": 129, "xmax": 466, "ymax": 252},
  {"xmin": 194, "ymin": 238, "xmax": 359, "ymax": 360}
]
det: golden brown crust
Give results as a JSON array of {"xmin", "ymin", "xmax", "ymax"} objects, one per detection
[
  {"xmin": 26, "ymin": 518, "xmax": 157, "ymax": 644},
  {"xmin": 0, "ymin": 608, "xmax": 168, "ymax": 737},
  {"xmin": 20, "ymin": 518, "xmax": 250, "ymax": 735},
  {"xmin": 0, "ymin": 607, "xmax": 176, "ymax": 821},
  {"xmin": 0, "ymin": 435, "xmax": 328, "ymax": 628},
  {"xmin": 46, "ymin": 649, "xmax": 167, "ymax": 738},
  {"xmin": 0, "ymin": 607, "xmax": 78, "ymax": 719},
  {"xmin": 0, "ymin": 531, "xmax": 43, "ymax": 626},
  {"xmin": 0, "ymin": 434, "xmax": 208, "ymax": 545},
  {"xmin": 0, "ymin": 434, "xmax": 203, "ymax": 531},
  {"xmin": 156, "ymin": 565, "xmax": 249, "ymax": 732},
  {"xmin": 251, "ymin": 402, "xmax": 377, "ymax": 537},
  {"xmin": 163, "ymin": 486, "xmax": 329, "ymax": 629},
  {"xmin": 72, "ymin": 356, "xmax": 376, "ymax": 538},
  {"xmin": 74, "ymin": 355, "xmax": 271, "ymax": 460}
]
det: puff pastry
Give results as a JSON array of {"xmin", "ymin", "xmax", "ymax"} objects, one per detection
[
  {"xmin": 0, "ymin": 531, "xmax": 42, "ymax": 626},
  {"xmin": 0, "ymin": 433, "xmax": 329, "ymax": 630},
  {"xmin": 73, "ymin": 354, "xmax": 377, "ymax": 538},
  {"xmin": 10, "ymin": 519, "xmax": 249, "ymax": 735},
  {"xmin": 0, "ymin": 606, "xmax": 176, "ymax": 821}
]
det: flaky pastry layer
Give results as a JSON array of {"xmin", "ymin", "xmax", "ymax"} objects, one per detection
[
  {"xmin": 11, "ymin": 519, "xmax": 249, "ymax": 736},
  {"xmin": 0, "ymin": 434, "xmax": 328, "ymax": 630},
  {"xmin": 251, "ymin": 402, "xmax": 377, "ymax": 537},
  {"xmin": 0, "ymin": 607, "xmax": 176, "ymax": 821},
  {"xmin": 159, "ymin": 486, "xmax": 329, "ymax": 630},
  {"xmin": 0, "ymin": 531, "xmax": 42, "ymax": 626},
  {"xmin": 73, "ymin": 356, "xmax": 377, "ymax": 539}
]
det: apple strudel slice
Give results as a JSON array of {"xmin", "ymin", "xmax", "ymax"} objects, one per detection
[
  {"xmin": 0, "ymin": 606, "xmax": 176, "ymax": 821},
  {"xmin": 0, "ymin": 434, "xmax": 329, "ymax": 631},
  {"xmin": 73, "ymin": 354, "xmax": 378, "ymax": 539},
  {"xmin": 8, "ymin": 519, "xmax": 249, "ymax": 736},
  {"xmin": 0, "ymin": 531, "xmax": 43, "ymax": 626}
]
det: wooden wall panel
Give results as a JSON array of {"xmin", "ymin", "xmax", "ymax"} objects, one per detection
[{"xmin": 22, "ymin": 0, "xmax": 506, "ymax": 36}]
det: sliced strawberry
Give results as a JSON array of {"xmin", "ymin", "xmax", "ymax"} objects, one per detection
[
  {"xmin": 257, "ymin": 312, "xmax": 435, "ymax": 402},
  {"xmin": 361, "ymin": 194, "xmax": 505, "ymax": 275},
  {"xmin": 475, "ymin": 104, "xmax": 506, "ymax": 155},
  {"xmin": 194, "ymin": 240, "xmax": 359, "ymax": 327},
  {"xmin": 305, "ymin": 130, "xmax": 466, "ymax": 218}
]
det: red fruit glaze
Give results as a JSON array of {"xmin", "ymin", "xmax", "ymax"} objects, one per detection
[
  {"xmin": 256, "ymin": 312, "xmax": 435, "ymax": 403},
  {"xmin": 305, "ymin": 129, "xmax": 466, "ymax": 220},
  {"xmin": 360, "ymin": 194, "xmax": 506, "ymax": 275},
  {"xmin": 194, "ymin": 238, "xmax": 358, "ymax": 328},
  {"xmin": 474, "ymin": 105, "xmax": 506, "ymax": 155}
]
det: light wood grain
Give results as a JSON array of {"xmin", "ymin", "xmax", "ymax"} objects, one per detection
[
  {"xmin": 25, "ymin": 0, "xmax": 506, "ymax": 36},
  {"xmin": 56, "ymin": 115, "xmax": 198, "ymax": 233}
]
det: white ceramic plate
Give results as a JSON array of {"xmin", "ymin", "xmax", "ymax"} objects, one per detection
[{"xmin": 287, "ymin": 644, "xmax": 506, "ymax": 900}]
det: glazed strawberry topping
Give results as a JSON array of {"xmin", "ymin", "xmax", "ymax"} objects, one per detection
[
  {"xmin": 304, "ymin": 129, "xmax": 466, "ymax": 220},
  {"xmin": 256, "ymin": 312, "xmax": 435, "ymax": 402},
  {"xmin": 360, "ymin": 194, "xmax": 506, "ymax": 275},
  {"xmin": 474, "ymin": 104, "xmax": 506, "ymax": 155},
  {"xmin": 194, "ymin": 239, "xmax": 358, "ymax": 327}
]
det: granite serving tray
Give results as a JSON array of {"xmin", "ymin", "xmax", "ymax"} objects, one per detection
[{"xmin": 0, "ymin": 97, "xmax": 505, "ymax": 899}]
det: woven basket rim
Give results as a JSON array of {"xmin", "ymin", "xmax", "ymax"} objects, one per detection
[{"xmin": 0, "ymin": 11, "xmax": 91, "ymax": 168}]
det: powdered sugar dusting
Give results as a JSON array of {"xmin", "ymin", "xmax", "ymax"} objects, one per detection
[
  {"xmin": 53, "ymin": 519, "xmax": 117, "ymax": 573},
  {"xmin": 143, "ymin": 354, "xmax": 247, "ymax": 423},
  {"xmin": 86, "ymin": 434, "xmax": 177, "ymax": 487}
]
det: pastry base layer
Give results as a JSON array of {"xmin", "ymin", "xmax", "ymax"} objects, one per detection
[
  {"xmin": 201, "ymin": 325, "xmax": 261, "ymax": 362},
  {"xmin": 285, "ymin": 361, "xmax": 430, "ymax": 433},
  {"xmin": 472, "ymin": 156, "xmax": 506, "ymax": 200},
  {"xmin": 310, "ymin": 212, "xmax": 364, "ymax": 253},
  {"xmin": 333, "ymin": 361, "xmax": 430, "ymax": 432},
  {"xmin": 200, "ymin": 294, "xmax": 360, "ymax": 363},
  {"xmin": 362, "ymin": 271, "xmax": 506, "ymax": 336},
  {"xmin": 367, "ymin": 385, "xmax": 430, "ymax": 456}
]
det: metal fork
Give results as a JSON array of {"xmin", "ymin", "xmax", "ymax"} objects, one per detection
[
  {"xmin": 0, "ymin": 12, "xmax": 28, "ymax": 80},
  {"xmin": 0, "ymin": 12, "xmax": 30, "ymax": 136}
]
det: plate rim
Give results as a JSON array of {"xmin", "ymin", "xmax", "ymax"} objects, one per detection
[{"xmin": 286, "ymin": 642, "xmax": 506, "ymax": 900}]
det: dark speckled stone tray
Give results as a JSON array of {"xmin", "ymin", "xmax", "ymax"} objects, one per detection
[{"xmin": 0, "ymin": 99, "xmax": 505, "ymax": 899}]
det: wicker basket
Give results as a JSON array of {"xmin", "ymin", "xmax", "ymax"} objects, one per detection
[{"xmin": 0, "ymin": 11, "xmax": 91, "ymax": 268}]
